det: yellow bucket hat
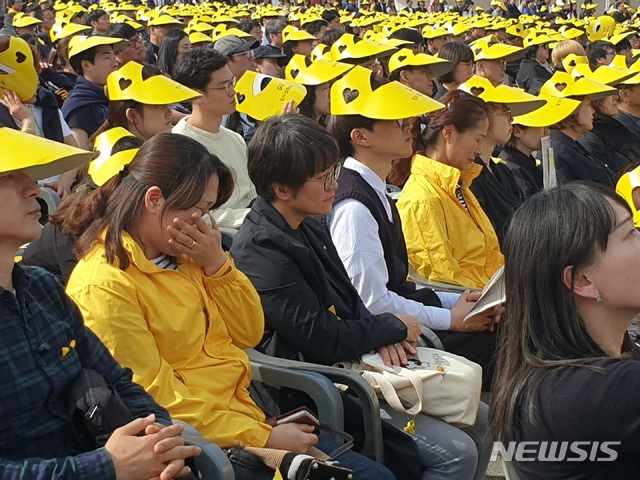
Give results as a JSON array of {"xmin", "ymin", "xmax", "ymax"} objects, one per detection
[
  {"xmin": 388, "ymin": 48, "xmax": 453, "ymax": 77},
  {"xmin": 234, "ymin": 71, "xmax": 307, "ymax": 121},
  {"xmin": 330, "ymin": 65, "xmax": 444, "ymax": 119},
  {"xmin": 540, "ymin": 70, "xmax": 617, "ymax": 100},
  {"xmin": 512, "ymin": 94, "xmax": 581, "ymax": 127},
  {"xmin": 0, "ymin": 37, "xmax": 39, "ymax": 102},
  {"xmin": 471, "ymin": 35, "xmax": 525, "ymax": 61},
  {"xmin": 616, "ymin": 166, "xmax": 640, "ymax": 227},
  {"xmin": 461, "ymin": 75, "xmax": 546, "ymax": 116},
  {"xmin": 285, "ymin": 54, "xmax": 354, "ymax": 86},
  {"xmin": 0, "ymin": 127, "xmax": 97, "ymax": 181},
  {"xmin": 106, "ymin": 61, "xmax": 201, "ymax": 105},
  {"xmin": 68, "ymin": 35, "xmax": 127, "ymax": 59}
]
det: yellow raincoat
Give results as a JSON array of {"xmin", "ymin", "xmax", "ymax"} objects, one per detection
[{"xmin": 397, "ymin": 154, "xmax": 504, "ymax": 290}]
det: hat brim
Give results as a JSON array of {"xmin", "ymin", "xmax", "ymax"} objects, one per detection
[
  {"xmin": 89, "ymin": 148, "xmax": 138, "ymax": 186},
  {"xmin": 512, "ymin": 95, "xmax": 581, "ymax": 127},
  {"xmin": 0, "ymin": 128, "xmax": 97, "ymax": 181}
]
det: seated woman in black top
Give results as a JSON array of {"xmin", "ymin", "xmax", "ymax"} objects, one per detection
[
  {"xmin": 498, "ymin": 122, "xmax": 545, "ymax": 199},
  {"xmin": 231, "ymin": 114, "xmax": 492, "ymax": 480},
  {"xmin": 489, "ymin": 182, "xmax": 640, "ymax": 480}
]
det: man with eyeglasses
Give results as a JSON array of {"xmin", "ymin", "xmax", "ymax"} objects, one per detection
[
  {"xmin": 107, "ymin": 23, "xmax": 146, "ymax": 66},
  {"xmin": 586, "ymin": 40, "xmax": 617, "ymax": 70},
  {"xmin": 213, "ymin": 34, "xmax": 259, "ymax": 79},
  {"xmin": 172, "ymin": 48, "xmax": 257, "ymax": 229},
  {"xmin": 472, "ymin": 36, "xmax": 524, "ymax": 87}
]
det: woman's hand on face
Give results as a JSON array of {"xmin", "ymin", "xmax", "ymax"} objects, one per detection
[{"xmin": 167, "ymin": 212, "xmax": 228, "ymax": 276}]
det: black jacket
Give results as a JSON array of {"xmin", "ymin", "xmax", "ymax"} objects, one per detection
[
  {"xmin": 550, "ymin": 129, "xmax": 617, "ymax": 187},
  {"xmin": 230, "ymin": 198, "xmax": 407, "ymax": 366},
  {"xmin": 578, "ymin": 113, "xmax": 640, "ymax": 174},
  {"xmin": 516, "ymin": 58, "xmax": 554, "ymax": 94},
  {"xmin": 470, "ymin": 157, "xmax": 524, "ymax": 245},
  {"xmin": 615, "ymin": 110, "xmax": 640, "ymax": 138},
  {"xmin": 22, "ymin": 223, "xmax": 77, "ymax": 285},
  {"xmin": 498, "ymin": 146, "xmax": 543, "ymax": 198}
]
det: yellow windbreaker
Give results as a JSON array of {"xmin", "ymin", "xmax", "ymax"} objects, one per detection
[
  {"xmin": 397, "ymin": 154, "xmax": 504, "ymax": 290},
  {"xmin": 66, "ymin": 232, "xmax": 271, "ymax": 448}
]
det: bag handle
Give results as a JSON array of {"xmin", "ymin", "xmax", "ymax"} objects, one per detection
[{"xmin": 362, "ymin": 370, "xmax": 423, "ymax": 416}]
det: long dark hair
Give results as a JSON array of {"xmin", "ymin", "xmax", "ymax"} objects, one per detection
[
  {"xmin": 156, "ymin": 29, "xmax": 188, "ymax": 78},
  {"xmin": 489, "ymin": 182, "xmax": 634, "ymax": 443},
  {"xmin": 73, "ymin": 133, "xmax": 234, "ymax": 270}
]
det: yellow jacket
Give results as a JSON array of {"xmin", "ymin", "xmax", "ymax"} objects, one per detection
[
  {"xmin": 397, "ymin": 154, "xmax": 504, "ymax": 290},
  {"xmin": 66, "ymin": 233, "xmax": 271, "ymax": 448}
]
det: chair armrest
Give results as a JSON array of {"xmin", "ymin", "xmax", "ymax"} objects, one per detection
[
  {"xmin": 246, "ymin": 349, "xmax": 385, "ymax": 463},
  {"xmin": 417, "ymin": 326, "xmax": 445, "ymax": 350},
  {"xmin": 408, "ymin": 266, "xmax": 478, "ymax": 294},
  {"xmin": 250, "ymin": 359, "xmax": 344, "ymax": 432},
  {"xmin": 172, "ymin": 419, "xmax": 234, "ymax": 480}
]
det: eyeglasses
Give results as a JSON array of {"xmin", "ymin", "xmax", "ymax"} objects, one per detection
[
  {"xmin": 606, "ymin": 50, "xmax": 616, "ymax": 57},
  {"xmin": 309, "ymin": 162, "xmax": 342, "ymax": 191},
  {"xmin": 127, "ymin": 35, "xmax": 143, "ymax": 48},
  {"xmin": 232, "ymin": 49, "xmax": 255, "ymax": 61},
  {"xmin": 496, "ymin": 106, "xmax": 513, "ymax": 120},
  {"xmin": 207, "ymin": 77, "xmax": 237, "ymax": 95}
]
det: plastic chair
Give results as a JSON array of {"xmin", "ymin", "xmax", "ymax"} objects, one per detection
[
  {"xmin": 246, "ymin": 348, "xmax": 385, "ymax": 463},
  {"xmin": 36, "ymin": 187, "xmax": 61, "ymax": 224},
  {"xmin": 173, "ymin": 419, "xmax": 235, "ymax": 480}
]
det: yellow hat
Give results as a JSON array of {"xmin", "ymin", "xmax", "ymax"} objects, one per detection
[
  {"xmin": 0, "ymin": 127, "xmax": 97, "ymax": 181},
  {"xmin": 559, "ymin": 27, "xmax": 585, "ymax": 40},
  {"xmin": 616, "ymin": 166, "xmax": 640, "ymax": 227},
  {"xmin": 147, "ymin": 14, "xmax": 183, "ymax": 27},
  {"xmin": 68, "ymin": 35, "xmax": 127, "ymax": 58},
  {"xmin": 210, "ymin": 24, "xmax": 254, "ymax": 42},
  {"xmin": 189, "ymin": 31, "xmax": 213, "ymax": 44},
  {"xmin": 388, "ymin": 48, "xmax": 453, "ymax": 77},
  {"xmin": 561, "ymin": 53, "xmax": 589, "ymax": 71},
  {"xmin": 0, "ymin": 37, "xmax": 39, "ymax": 103},
  {"xmin": 422, "ymin": 25, "xmax": 449, "ymax": 39},
  {"xmin": 471, "ymin": 35, "xmax": 525, "ymax": 61},
  {"xmin": 512, "ymin": 94, "xmax": 581, "ymax": 127},
  {"xmin": 106, "ymin": 61, "xmax": 201, "ymax": 105},
  {"xmin": 49, "ymin": 21, "xmax": 92, "ymax": 43},
  {"xmin": 540, "ymin": 71, "xmax": 617, "ymax": 100},
  {"xmin": 330, "ymin": 65, "xmax": 444, "ymax": 119},
  {"xmin": 285, "ymin": 55, "xmax": 354, "ymax": 86},
  {"xmin": 445, "ymin": 21, "xmax": 472, "ymax": 37},
  {"xmin": 523, "ymin": 32, "xmax": 556, "ymax": 47},
  {"xmin": 282, "ymin": 25, "xmax": 317, "ymax": 43},
  {"xmin": 330, "ymin": 33, "xmax": 396, "ymax": 61},
  {"xmin": 311, "ymin": 43, "xmax": 331, "ymax": 62},
  {"xmin": 586, "ymin": 15, "xmax": 615, "ymax": 42},
  {"xmin": 89, "ymin": 127, "xmax": 138, "ymax": 186},
  {"xmin": 235, "ymin": 71, "xmax": 307, "ymax": 121},
  {"xmin": 506, "ymin": 24, "xmax": 528, "ymax": 38},
  {"xmin": 461, "ymin": 75, "xmax": 546, "ymax": 116},
  {"xmin": 609, "ymin": 31, "xmax": 636, "ymax": 45},
  {"xmin": 571, "ymin": 63, "xmax": 636, "ymax": 86},
  {"xmin": 12, "ymin": 13, "xmax": 42, "ymax": 28}
]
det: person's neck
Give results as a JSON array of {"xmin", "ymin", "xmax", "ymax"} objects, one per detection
[
  {"xmin": 442, "ymin": 81, "xmax": 459, "ymax": 92},
  {"xmin": 580, "ymin": 304, "xmax": 631, "ymax": 357},
  {"xmin": 560, "ymin": 126, "xmax": 582, "ymax": 141},
  {"xmin": 0, "ymin": 247, "xmax": 16, "ymax": 291},
  {"xmin": 83, "ymin": 74, "xmax": 104, "ymax": 88},
  {"xmin": 514, "ymin": 142, "xmax": 534, "ymax": 157},
  {"xmin": 271, "ymin": 200, "xmax": 305, "ymax": 230},
  {"xmin": 187, "ymin": 107, "xmax": 223, "ymax": 134},
  {"xmin": 479, "ymin": 137, "xmax": 497, "ymax": 164},
  {"xmin": 619, "ymin": 103, "xmax": 640, "ymax": 118},
  {"xmin": 125, "ymin": 226, "xmax": 160, "ymax": 260},
  {"xmin": 351, "ymin": 150, "xmax": 392, "ymax": 182}
]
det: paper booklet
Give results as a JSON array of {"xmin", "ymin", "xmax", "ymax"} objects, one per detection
[{"xmin": 463, "ymin": 266, "xmax": 505, "ymax": 322}]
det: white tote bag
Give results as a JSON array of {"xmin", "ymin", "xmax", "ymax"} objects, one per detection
[{"xmin": 358, "ymin": 347, "xmax": 483, "ymax": 427}]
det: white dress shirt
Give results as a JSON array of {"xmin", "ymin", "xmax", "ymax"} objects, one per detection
[{"xmin": 326, "ymin": 157, "xmax": 459, "ymax": 331}]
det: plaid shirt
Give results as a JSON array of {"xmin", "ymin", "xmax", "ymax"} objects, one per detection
[{"xmin": 0, "ymin": 265, "xmax": 171, "ymax": 479}]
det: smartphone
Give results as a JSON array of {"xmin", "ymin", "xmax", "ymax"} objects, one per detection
[{"xmin": 267, "ymin": 406, "xmax": 320, "ymax": 428}]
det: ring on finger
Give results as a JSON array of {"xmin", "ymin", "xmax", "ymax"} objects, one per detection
[
  {"xmin": 189, "ymin": 239, "xmax": 196, "ymax": 248},
  {"xmin": 394, "ymin": 343, "xmax": 400, "ymax": 347}
]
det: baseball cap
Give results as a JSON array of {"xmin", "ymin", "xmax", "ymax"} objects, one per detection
[
  {"xmin": 253, "ymin": 45, "xmax": 289, "ymax": 67},
  {"xmin": 213, "ymin": 35, "xmax": 259, "ymax": 57}
]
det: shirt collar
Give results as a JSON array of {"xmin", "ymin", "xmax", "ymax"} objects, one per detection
[{"xmin": 344, "ymin": 156, "xmax": 387, "ymax": 198}]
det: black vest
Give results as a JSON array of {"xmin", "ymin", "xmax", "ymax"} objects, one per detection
[
  {"xmin": 0, "ymin": 87, "xmax": 63, "ymax": 143},
  {"xmin": 321, "ymin": 168, "xmax": 442, "ymax": 308}
]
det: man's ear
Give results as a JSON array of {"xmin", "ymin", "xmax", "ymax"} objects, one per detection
[
  {"xmin": 563, "ymin": 265, "xmax": 600, "ymax": 301},
  {"xmin": 272, "ymin": 183, "xmax": 293, "ymax": 202},
  {"xmin": 143, "ymin": 186, "xmax": 164, "ymax": 216},
  {"xmin": 399, "ymin": 69, "xmax": 411, "ymax": 85},
  {"xmin": 350, "ymin": 127, "xmax": 372, "ymax": 148}
]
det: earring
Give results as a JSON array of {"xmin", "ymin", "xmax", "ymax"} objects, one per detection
[{"xmin": 595, "ymin": 293, "xmax": 603, "ymax": 303}]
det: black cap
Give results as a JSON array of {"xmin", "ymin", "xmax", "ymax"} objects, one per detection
[{"xmin": 253, "ymin": 45, "xmax": 289, "ymax": 67}]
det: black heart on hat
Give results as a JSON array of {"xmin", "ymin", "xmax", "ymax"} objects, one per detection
[
  {"xmin": 574, "ymin": 74, "xmax": 585, "ymax": 81},
  {"xmin": 119, "ymin": 78, "xmax": 133, "ymax": 90},
  {"xmin": 338, "ymin": 44, "xmax": 348, "ymax": 54},
  {"xmin": 15, "ymin": 52, "xmax": 27, "ymax": 64},
  {"xmin": 290, "ymin": 68, "xmax": 300, "ymax": 79},
  {"xmin": 470, "ymin": 86, "xmax": 485, "ymax": 96},
  {"xmin": 236, "ymin": 93, "xmax": 246, "ymax": 103},
  {"xmin": 343, "ymin": 87, "xmax": 359, "ymax": 103},
  {"xmin": 474, "ymin": 47, "xmax": 482, "ymax": 55},
  {"xmin": 555, "ymin": 82, "xmax": 568, "ymax": 91},
  {"xmin": 568, "ymin": 60, "xmax": 576, "ymax": 67},
  {"xmin": 398, "ymin": 55, "xmax": 407, "ymax": 63}
]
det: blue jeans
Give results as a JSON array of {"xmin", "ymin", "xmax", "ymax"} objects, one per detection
[
  {"xmin": 380, "ymin": 401, "xmax": 492, "ymax": 480},
  {"xmin": 231, "ymin": 437, "xmax": 396, "ymax": 479}
]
